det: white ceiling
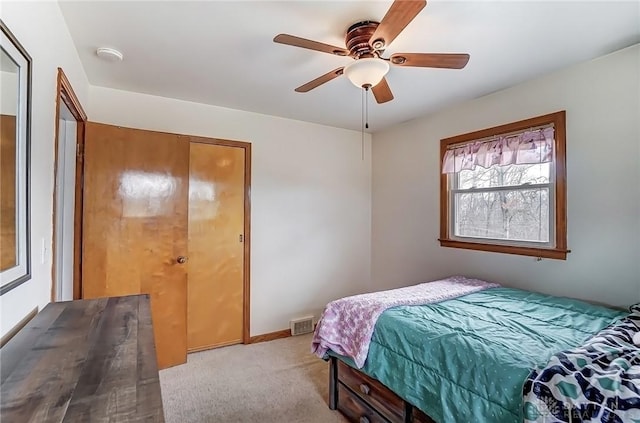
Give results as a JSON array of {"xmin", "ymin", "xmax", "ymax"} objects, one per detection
[{"xmin": 58, "ymin": 1, "xmax": 640, "ymax": 132}]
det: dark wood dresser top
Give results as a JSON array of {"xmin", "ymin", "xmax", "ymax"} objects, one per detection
[{"xmin": 1, "ymin": 295, "xmax": 165, "ymax": 422}]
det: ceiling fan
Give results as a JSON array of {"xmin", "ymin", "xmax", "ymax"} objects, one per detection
[{"xmin": 274, "ymin": 0, "xmax": 469, "ymax": 104}]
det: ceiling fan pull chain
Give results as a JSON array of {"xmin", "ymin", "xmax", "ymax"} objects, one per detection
[
  {"xmin": 361, "ymin": 86, "xmax": 365, "ymax": 160},
  {"xmin": 365, "ymin": 87, "xmax": 369, "ymax": 130}
]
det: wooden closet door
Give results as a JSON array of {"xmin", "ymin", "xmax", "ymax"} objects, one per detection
[
  {"xmin": 187, "ymin": 141, "xmax": 245, "ymax": 351},
  {"xmin": 82, "ymin": 122, "xmax": 189, "ymax": 369}
]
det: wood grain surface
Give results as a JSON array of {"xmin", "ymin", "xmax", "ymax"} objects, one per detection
[
  {"xmin": 330, "ymin": 356, "xmax": 436, "ymax": 423},
  {"xmin": 187, "ymin": 142, "xmax": 245, "ymax": 351},
  {"xmin": 338, "ymin": 359, "xmax": 404, "ymax": 421},
  {"xmin": 82, "ymin": 122, "xmax": 189, "ymax": 369},
  {"xmin": 0, "ymin": 295, "xmax": 164, "ymax": 422}
]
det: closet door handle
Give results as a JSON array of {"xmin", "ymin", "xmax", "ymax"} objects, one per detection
[{"xmin": 176, "ymin": 256, "xmax": 188, "ymax": 264}]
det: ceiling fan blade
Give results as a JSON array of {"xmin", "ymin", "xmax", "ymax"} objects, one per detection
[
  {"xmin": 372, "ymin": 78, "xmax": 394, "ymax": 104},
  {"xmin": 369, "ymin": 0, "xmax": 426, "ymax": 49},
  {"xmin": 274, "ymin": 34, "xmax": 349, "ymax": 56},
  {"xmin": 295, "ymin": 68, "xmax": 345, "ymax": 93},
  {"xmin": 390, "ymin": 53, "xmax": 470, "ymax": 69}
]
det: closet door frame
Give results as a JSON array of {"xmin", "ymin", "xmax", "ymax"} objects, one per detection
[{"xmin": 188, "ymin": 136, "xmax": 252, "ymax": 344}]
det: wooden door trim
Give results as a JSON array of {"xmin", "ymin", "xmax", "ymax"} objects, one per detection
[
  {"xmin": 51, "ymin": 68, "xmax": 87, "ymax": 302},
  {"xmin": 189, "ymin": 136, "xmax": 252, "ymax": 345}
]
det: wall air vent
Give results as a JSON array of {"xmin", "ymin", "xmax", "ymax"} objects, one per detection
[{"xmin": 290, "ymin": 316, "xmax": 314, "ymax": 336}]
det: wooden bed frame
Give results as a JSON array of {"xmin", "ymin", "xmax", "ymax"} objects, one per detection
[{"xmin": 328, "ymin": 356, "xmax": 436, "ymax": 423}]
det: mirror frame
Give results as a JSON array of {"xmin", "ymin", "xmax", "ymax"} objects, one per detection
[{"xmin": 0, "ymin": 20, "xmax": 32, "ymax": 295}]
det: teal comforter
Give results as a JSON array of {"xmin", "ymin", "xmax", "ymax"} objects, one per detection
[{"xmin": 334, "ymin": 287, "xmax": 625, "ymax": 423}]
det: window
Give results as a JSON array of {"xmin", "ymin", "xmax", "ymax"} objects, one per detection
[{"xmin": 439, "ymin": 111, "xmax": 569, "ymax": 260}]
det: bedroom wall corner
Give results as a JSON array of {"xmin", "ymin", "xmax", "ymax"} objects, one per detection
[
  {"xmin": 87, "ymin": 86, "xmax": 373, "ymax": 336},
  {"xmin": 371, "ymin": 44, "xmax": 640, "ymax": 308}
]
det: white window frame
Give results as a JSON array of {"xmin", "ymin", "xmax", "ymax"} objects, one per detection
[{"xmin": 449, "ymin": 164, "xmax": 556, "ymax": 249}]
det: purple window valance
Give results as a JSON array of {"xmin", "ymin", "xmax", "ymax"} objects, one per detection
[{"xmin": 442, "ymin": 127, "xmax": 555, "ymax": 174}]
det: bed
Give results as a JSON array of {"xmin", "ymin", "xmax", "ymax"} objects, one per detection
[{"xmin": 312, "ymin": 278, "xmax": 631, "ymax": 423}]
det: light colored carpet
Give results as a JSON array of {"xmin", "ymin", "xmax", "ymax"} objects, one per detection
[{"xmin": 159, "ymin": 334, "xmax": 348, "ymax": 423}]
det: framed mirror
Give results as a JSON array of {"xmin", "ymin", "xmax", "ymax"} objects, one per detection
[{"xmin": 1, "ymin": 20, "xmax": 31, "ymax": 295}]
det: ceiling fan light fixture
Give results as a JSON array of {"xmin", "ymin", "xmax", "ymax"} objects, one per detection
[{"xmin": 344, "ymin": 58, "xmax": 390, "ymax": 88}]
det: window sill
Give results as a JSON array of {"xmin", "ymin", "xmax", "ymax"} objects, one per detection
[{"xmin": 438, "ymin": 239, "xmax": 570, "ymax": 260}]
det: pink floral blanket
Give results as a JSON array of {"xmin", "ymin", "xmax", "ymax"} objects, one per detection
[{"xmin": 311, "ymin": 276, "xmax": 499, "ymax": 368}]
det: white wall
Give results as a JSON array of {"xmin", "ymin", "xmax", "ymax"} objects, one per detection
[
  {"xmin": 372, "ymin": 45, "xmax": 640, "ymax": 308},
  {"xmin": 0, "ymin": 1, "xmax": 90, "ymax": 337},
  {"xmin": 88, "ymin": 86, "xmax": 372, "ymax": 336}
]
